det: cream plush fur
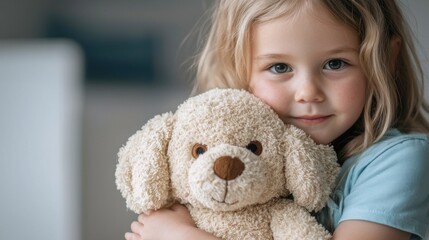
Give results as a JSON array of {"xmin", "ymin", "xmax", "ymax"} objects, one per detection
[{"xmin": 116, "ymin": 88, "xmax": 339, "ymax": 240}]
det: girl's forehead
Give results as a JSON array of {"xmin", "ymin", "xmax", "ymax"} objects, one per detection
[
  {"xmin": 252, "ymin": 2, "xmax": 356, "ymax": 40},
  {"xmin": 252, "ymin": 0, "xmax": 323, "ymax": 22},
  {"xmin": 250, "ymin": 3, "xmax": 359, "ymax": 59}
]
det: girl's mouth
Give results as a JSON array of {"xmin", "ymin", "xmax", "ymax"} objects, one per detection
[{"xmin": 293, "ymin": 115, "xmax": 331, "ymax": 125}]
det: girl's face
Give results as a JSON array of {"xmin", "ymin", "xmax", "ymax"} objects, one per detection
[{"xmin": 249, "ymin": 5, "xmax": 367, "ymax": 145}]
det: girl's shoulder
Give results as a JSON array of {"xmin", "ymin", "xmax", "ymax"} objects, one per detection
[
  {"xmin": 371, "ymin": 128, "xmax": 427, "ymax": 148},
  {"xmin": 339, "ymin": 128, "xmax": 429, "ymax": 192},
  {"xmin": 353, "ymin": 128, "xmax": 428, "ymax": 167},
  {"xmin": 329, "ymin": 129, "xmax": 429, "ymax": 238}
]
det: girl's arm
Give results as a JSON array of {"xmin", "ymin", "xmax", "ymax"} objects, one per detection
[
  {"xmin": 126, "ymin": 209, "xmax": 412, "ymax": 240},
  {"xmin": 125, "ymin": 204, "xmax": 221, "ymax": 240},
  {"xmin": 125, "ymin": 206, "xmax": 413, "ymax": 240},
  {"xmin": 333, "ymin": 220, "xmax": 411, "ymax": 240}
]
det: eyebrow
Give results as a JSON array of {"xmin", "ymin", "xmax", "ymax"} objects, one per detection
[
  {"xmin": 325, "ymin": 46, "xmax": 359, "ymax": 54},
  {"xmin": 254, "ymin": 54, "xmax": 290, "ymax": 61},
  {"xmin": 254, "ymin": 47, "xmax": 359, "ymax": 60}
]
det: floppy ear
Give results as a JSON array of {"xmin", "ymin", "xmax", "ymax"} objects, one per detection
[
  {"xmin": 115, "ymin": 112, "xmax": 175, "ymax": 214},
  {"xmin": 283, "ymin": 125, "xmax": 339, "ymax": 212}
]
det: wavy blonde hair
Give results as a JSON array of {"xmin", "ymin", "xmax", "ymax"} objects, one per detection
[{"xmin": 192, "ymin": 0, "xmax": 429, "ymax": 159}]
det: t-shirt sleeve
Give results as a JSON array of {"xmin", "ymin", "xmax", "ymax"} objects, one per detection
[{"xmin": 340, "ymin": 137, "xmax": 429, "ymax": 239}]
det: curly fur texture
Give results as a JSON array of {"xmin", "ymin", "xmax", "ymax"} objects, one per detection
[{"xmin": 116, "ymin": 88, "xmax": 339, "ymax": 239}]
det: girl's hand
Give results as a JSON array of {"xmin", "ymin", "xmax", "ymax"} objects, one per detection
[{"xmin": 125, "ymin": 204, "xmax": 221, "ymax": 240}]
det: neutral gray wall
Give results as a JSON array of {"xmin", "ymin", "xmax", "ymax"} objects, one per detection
[
  {"xmin": 0, "ymin": 0, "xmax": 51, "ymax": 38},
  {"xmin": 400, "ymin": 0, "xmax": 429, "ymax": 101},
  {"xmin": 402, "ymin": 4, "xmax": 429, "ymax": 240}
]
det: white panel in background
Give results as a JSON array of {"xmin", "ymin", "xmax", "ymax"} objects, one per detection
[{"xmin": 0, "ymin": 40, "xmax": 83, "ymax": 240}]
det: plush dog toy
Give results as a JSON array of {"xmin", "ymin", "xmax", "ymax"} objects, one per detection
[{"xmin": 116, "ymin": 88, "xmax": 339, "ymax": 239}]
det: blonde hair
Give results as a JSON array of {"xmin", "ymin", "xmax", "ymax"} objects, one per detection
[
  {"xmin": 193, "ymin": 0, "xmax": 304, "ymax": 92},
  {"xmin": 192, "ymin": 0, "xmax": 429, "ymax": 159}
]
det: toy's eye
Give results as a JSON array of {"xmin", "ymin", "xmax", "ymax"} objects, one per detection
[
  {"xmin": 246, "ymin": 141, "xmax": 263, "ymax": 156},
  {"xmin": 191, "ymin": 144, "xmax": 208, "ymax": 158}
]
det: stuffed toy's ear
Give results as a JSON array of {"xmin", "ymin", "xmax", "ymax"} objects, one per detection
[
  {"xmin": 115, "ymin": 112, "xmax": 175, "ymax": 214},
  {"xmin": 283, "ymin": 125, "xmax": 339, "ymax": 212}
]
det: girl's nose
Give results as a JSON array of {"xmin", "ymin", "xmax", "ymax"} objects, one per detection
[{"xmin": 294, "ymin": 75, "xmax": 325, "ymax": 103}]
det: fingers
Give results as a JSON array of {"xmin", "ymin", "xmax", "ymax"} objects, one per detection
[
  {"xmin": 135, "ymin": 205, "xmax": 188, "ymax": 227},
  {"xmin": 138, "ymin": 213, "xmax": 145, "ymax": 223},
  {"xmin": 137, "ymin": 210, "xmax": 151, "ymax": 223},
  {"xmin": 125, "ymin": 232, "xmax": 140, "ymax": 240},
  {"xmin": 171, "ymin": 203, "xmax": 186, "ymax": 211},
  {"xmin": 146, "ymin": 209, "xmax": 154, "ymax": 215},
  {"xmin": 126, "ymin": 216, "xmax": 146, "ymax": 240},
  {"xmin": 131, "ymin": 221, "xmax": 144, "ymax": 235}
]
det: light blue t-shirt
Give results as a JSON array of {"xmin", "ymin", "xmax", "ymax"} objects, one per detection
[{"xmin": 317, "ymin": 129, "xmax": 429, "ymax": 239}]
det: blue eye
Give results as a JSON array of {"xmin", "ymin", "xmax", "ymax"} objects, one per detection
[
  {"xmin": 324, "ymin": 59, "xmax": 346, "ymax": 70},
  {"xmin": 269, "ymin": 63, "xmax": 292, "ymax": 74}
]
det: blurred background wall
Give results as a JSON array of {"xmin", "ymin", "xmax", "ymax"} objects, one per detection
[{"xmin": 0, "ymin": 1, "xmax": 427, "ymax": 240}]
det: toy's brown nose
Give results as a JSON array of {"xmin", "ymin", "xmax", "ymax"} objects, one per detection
[{"xmin": 213, "ymin": 156, "xmax": 245, "ymax": 180}]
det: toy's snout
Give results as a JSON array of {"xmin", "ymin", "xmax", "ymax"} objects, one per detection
[{"xmin": 213, "ymin": 156, "xmax": 245, "ymax": 180}]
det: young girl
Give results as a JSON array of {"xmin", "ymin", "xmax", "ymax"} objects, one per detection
[{"xmin": 125, "ymin": 0, "xmax": 429, "ymax": 239}]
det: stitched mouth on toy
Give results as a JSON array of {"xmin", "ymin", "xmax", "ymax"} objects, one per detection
[
  {"xmin": 211, "ymin": 195, "xmax": 238, "ymax": 205},
  {"xmin": 209, "ymin": 181, "xmax": 239, "ymax": 205}
]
